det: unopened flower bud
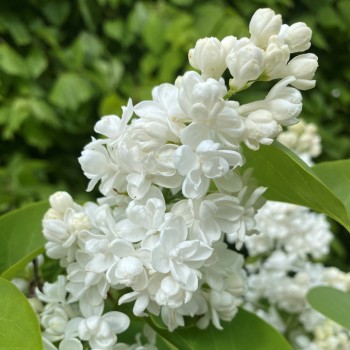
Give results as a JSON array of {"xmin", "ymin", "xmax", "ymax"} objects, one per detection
[
  {"xmin": 279, "ymin": 22, "xmax": 312, "ymax": 53},
  {"xmin": 188, "ymin": 36, "xmax": 237, "ymax": 80},
  {"xmin": 249, "ymin": 8, "xmax": 282, "ymax": 49},
  {"xmin": 49, "ymin": 192, "xmax": 74, "ymax": 213},
  {"xmin": 286, "ymin": 53, "xmax": 318, "ymax": 90},
  {"xmin": 264, "ymin": 36, "xmax": 290, "ymax": 79}
]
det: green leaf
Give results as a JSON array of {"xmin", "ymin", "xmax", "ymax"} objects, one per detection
[
  {"xmin": 0, "ymin": 201, "xmax": 48, "ymax": 279},
  {"xmin": 99, "ymin": 93, "xmax": 124, "ymax": 116},
  {"xmin": 0, "ymin": 15, "xmax": 32, "ymax": 46},
  {"xmin": 90, "ymin": 58, "xmax": 124, "ymax": 92},
  {"xmin": 49, "ymin": 72, "xmax": 94, "ymax": 110},
  {"xmin": 78, "ymin": 0, "xmax": 98, "ymax": 32},
  {"xmin": 4, "ymin": 98, "xmax": 31, "ymax": 139},
  {"xmin": 42, "ymin": 1, "xmax": 71, "ymax": 27},
  {"xmin": 243, "ymin": 142, "xmax": 350, "ymax": 231},
  {"xmin": 0, "ymin": 43, "xmax": 28, "ymax": 77},
  {"xmin": 149, "ymin": 308, "xmax": 292, "ymax": 350},
  {"xmin": 26, "ymin": 48, "xmax": 48, "ymax": 78},
  {"xmin": 312, "ymin": 159, "xmax": 350, "ymax": 215},
  {"xmin": 0, "ymin": 277, "xmax": 43, "ymax": 349},
  {"xmin": 307, "ymin": 286, "xmax": 350, "ymax": 330},
  {"xmin": 103, "ymin": 19, "xmax": 124, "ymax": 42}
]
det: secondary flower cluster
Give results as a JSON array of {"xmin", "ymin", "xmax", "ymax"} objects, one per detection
[{"xmin": 36, "ymin": 8, "xmax": 318, "ymax": 350}]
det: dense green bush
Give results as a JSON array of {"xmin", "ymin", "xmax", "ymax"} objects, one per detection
[{"xmin": 0, "ymin": 0, "xmax": 349, "ymax": 214}]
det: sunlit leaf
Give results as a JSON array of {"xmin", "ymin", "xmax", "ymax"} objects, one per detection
[
  {"xmin": 307, "ymin": 286, "xmax": 350, "ymax": 330},
  {"xmin": 0, "ymin": 43, "xmax": 28, "ymax": 77},
  {"xmin": 49, "ymin": 72, "xmax": 94, "ymax": 110},
  {"xmin": 0, "ymin": 277, "xmax": 43, "ymax": 349}
]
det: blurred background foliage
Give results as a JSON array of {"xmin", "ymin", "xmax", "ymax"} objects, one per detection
[{"xmin": 0, "ymin": 0, "xmax": 349, "ymax": 215}]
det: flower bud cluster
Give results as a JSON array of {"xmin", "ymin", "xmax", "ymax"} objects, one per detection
[
  {"xmin": 37, "ymin": 7, "xmax": 319, "ymax": 349},
  {"xmin": 189, "ymin": 8, "xmax": 317, "ymax": 92}
]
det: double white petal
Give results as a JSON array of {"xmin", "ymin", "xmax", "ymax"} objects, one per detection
[
  {"xmin": 226, "ymin": 38, "xmax": 266, "ymax": 91},
  {"xmin": 174, "ymin": 139, "xmax": 243, "ymax": 199},
  {"xmin": 151, "ymin": 215, "xmax": 213, "ymax": 291}
]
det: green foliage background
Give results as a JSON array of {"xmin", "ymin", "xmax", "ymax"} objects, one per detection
[{"xmin": 0, "ymin": 0, "xmax": 349, "ymax": 214}]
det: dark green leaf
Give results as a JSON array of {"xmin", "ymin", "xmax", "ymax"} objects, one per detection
[
  {"xmin": 42, "ymin": 1, "xmax": 71, "ymax": 27},
  {"xmin": 243, "ymin": 142, "xmax": 350, "ymax": 231},
  {"xmin": 0, "ymin": 201, "xmax": 48, "ymax": 279},
  {"xmin": 307, "ymin": 286, "xmax": 350, "ymax": 330},
  {"xmin": 149, "ymin": 308, "xmax": 292, "ymax": 350},
  {"xmin": 0, "ymin": 277, "xmax": 43, "ymax": 349}
]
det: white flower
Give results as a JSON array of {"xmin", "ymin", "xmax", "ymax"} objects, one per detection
[
  {"xmin": 49, "ymin": 192, "xmax": 78, "ymax": 214},
  {"xmin": 177, "ymin": 71, "xmax": 245, "ymax": 148},
  {"xmin": 36, "ymin": 275, "xmax": 68, "ymax": 304},
  {"xmin": 160, "ymin": 307, "xmax": 185, "ymax": 332},
  {"xmin": 94, "ymin": 98, "xmax": 133, "ymax": 142},
  {"xmin": 116, "ymin": 187, "xmax": 166, "ymax": 242},
  {"xmin": 66, "ymin": 251, "xmax": 109, "ymax": 317},
  {"xmin": 225, "ymin": 177, "xmax": 266, "ymax": 249},
  {"xmin": 249, "ymin": 8, "xmax": 282, "ymax": 49},
  {"xmin": 264, "ymin": 36, "xmax": 290, "ymax": 79},
  {"xmin": 42, "ymin": 337, "xmax": 83, "ymax": 350},
  {"xmin": 178, "ymin": 71, "xmax": 227, "ymax": 120},
  {"xmin": 79, "ymin": 100, "xmax": 133, "ymax": 195},
  {"xmin": 118, "ymin": 289, "xmax": 153, "ymax": 317},
  {"xmin": 79, "ymin": 140, "xmax": 123, "ymax": 194},
  {"xmin": 106, "ymin": 240, "xmax": 148, "ymax": 290},
  {"xmin": 134, "ymin": 83, "xmax": 186, "ymax": 140},
  {"xmin": 115, "ymin": 324, "xmax": 157, "ymax": 350},
  {"xmin": 76, "ymin": 312, "xmax": 130, "ymax": 349},
  {"xmin": 172, "ymin": 193, "xmax": 244, "ymax": 245},
  {"xmin": 277, "ymin": 120, "xmax": 321, "ymax": 165},
  {"xmin": 226, "ymin": 38, "xmax": 266, "ymax": 91},
  {"xmin": 117, "ymin": 124, "xmax": 182, "ymax": 200},
  {"xmin": 285, "ymin": 53, "xmax": 318, "ymax": 90},
  {"xmin": 239, "ymin": 76, "xmax": 302, "ymax": 126},
  {"xmin": 279, "ymin": 22, "xmax": 312, "ymax": 53},
  {"xmin": 202, "ymin": 242, "xmax": 245, "ymax": 293},
  {"xmin": 242, "ymin": 109, "xmax": 282, "ymax": 150},
  {"xmin": 210, "ymin": 290, "xmax": 240, "ymax": 325},
  {"xmin": 151, "ymin": 215, "xmax": 213, "ymax": 291},
  {"xmin": 174, "ymin": 139, "xmax": 243, "ymax": 199},
  {"xmin": 41, "ymin": 304, "xmax": 70, "ymax": 342},
  {"xmin": 59, "ymin": 339, "xmax": 83, "ymax": 350},
  {"xmin": 149, "ymin": 274, "xmax": 192, "ymax": 308},
  {"xmin": 188, "ymin": 36, "xmax": 237, "ymax": 80},
  {"xmin": 43, "ymin": 200, "xmax": 90, "ymax": 264}
]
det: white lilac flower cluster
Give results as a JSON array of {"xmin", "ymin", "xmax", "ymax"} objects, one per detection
[
  {"xmin": 244, "ymin": 122, "xmax": 350, "ymax": 349},
  {"xmin": 36, "ymin": 8, "xmax": 319, "ymax": 350}
]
